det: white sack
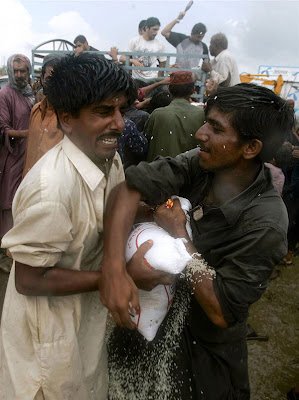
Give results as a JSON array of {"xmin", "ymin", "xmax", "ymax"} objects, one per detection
[{"xmin": 125, "ymin": 196, "xmax": 192, "ymax": 341}]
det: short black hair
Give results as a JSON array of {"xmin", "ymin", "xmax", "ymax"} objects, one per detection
[
  {"xmin": 145, "ymin": 17, "xmax": 160, "ymax": 29},
  {"xmin": 139, "ymin": 20, "xmax": 146, "ymax": 31},
  {"xmin": 41, "ymin": 53, "xmax": 65, "ymax": 76},
  {"xmin": 191, "ymin": 23, "xmax": 207, "ymax": 35},
  {"xmin": 169, "ymin": 82, "xmax": 195, "ymax": 98},
  {"xmin": 147, "ymin": 89, "xmax": 172, "ymax": 113},
  {"xmin": 74, "ymin": 35, "xmax": 87, "ymax": 44},
  {"xmin": 205, "ymin": 83, "xmax": 295, "ymax": 162},
  {"xmin": 45, "ymin": 53, "xmax": 137, "ymax": 119}
]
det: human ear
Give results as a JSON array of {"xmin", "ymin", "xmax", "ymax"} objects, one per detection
[
  {"xmin": 243, "ymin": 139, "xmax": 263, "ymax": 159},
  {"xmin": 57, "ymin": 111, "xmax": 73, "ymax": 135}
]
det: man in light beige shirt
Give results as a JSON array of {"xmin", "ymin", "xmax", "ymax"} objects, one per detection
[{"xmin": 0, "ymin": 54, "xmax": 171, "ymax": 400}]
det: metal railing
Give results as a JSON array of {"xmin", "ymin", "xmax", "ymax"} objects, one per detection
[{"xmin": 32, "ymin": 42, "xmax": 208, "ymax": 102}]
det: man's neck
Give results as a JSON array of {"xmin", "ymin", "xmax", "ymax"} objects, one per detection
[
  {"xmin": 173, "ymin": 96, "xmax": 191, "ymax": 102},
  {"xmin": 142, "ymin": 33, "xmax": 152, "ymax": 42},
  {"xmin": 206, "ymin": 162, "xmax": 261, "ymax": 206},
  {"xmin": 215, "ymin": 48, "xmax": 225, "ymax": 58}
]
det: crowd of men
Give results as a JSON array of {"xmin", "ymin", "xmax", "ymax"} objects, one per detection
[{"xmin": 0, "ymin": 11, "xmax": 298, "ymax": 400}]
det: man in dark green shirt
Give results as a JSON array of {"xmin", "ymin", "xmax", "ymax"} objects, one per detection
[
  {"xmin": 100, "ymin": 84, "xmax": 294, "ymax": 399},
  {"xmin": 144, "ymin": 70, "xmax": 205, "ymax": 162}
]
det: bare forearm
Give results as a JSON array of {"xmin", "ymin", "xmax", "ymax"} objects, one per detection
[
  {"xmin": 15, "ymin": 261, "xmax": 100, "ymax": 296},
  {"xmin": 103, "ymin": 182, "xmax": 141, "ymax": 269},
  {"xmin": 158, "ymin": 62, "xmax": 166, "ymax": 77},
  {"xmin": 119, "ymin": 55, "xmax": 136, "ymax": 65},
  {"xmin": 8, "ymin": 129, "xmax": 28, "ymax": 138},
  {"xmin": 175, "ymin": 229, "xmax": 227, "ymax": 328},
  {"xmin": 161, "ymin": 19, "xmax": 179, "ymax": 37}
]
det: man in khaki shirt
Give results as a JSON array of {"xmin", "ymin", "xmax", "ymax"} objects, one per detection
[{"xmin": 0, "ymin": 54, "xmax": 171, "ymax": 400}]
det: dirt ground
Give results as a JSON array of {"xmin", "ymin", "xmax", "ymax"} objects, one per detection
[
  {"xmin": 248, "ymin": 256, "xmax": 299, "ymax": 400},
  {"xmin": 0, "ymin": 255, "xmax": 298, "ymax": 399}
]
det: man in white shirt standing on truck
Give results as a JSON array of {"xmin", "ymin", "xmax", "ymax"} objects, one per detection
[
  {"xmin": 120, "ymin": 17, "xmax": 167, "ymax": 80},
  {"xmin": 202, "ymin": 33, "xmax": 240, "ymax": 87}
]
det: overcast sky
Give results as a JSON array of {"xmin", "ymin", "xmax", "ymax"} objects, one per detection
[{"xmin": 1, "ymin": 0, "xmax": 299, "ymax": 74}]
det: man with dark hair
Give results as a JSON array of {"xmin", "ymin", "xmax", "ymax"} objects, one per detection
[
  {"xmin": 74, "ymin": 34, "xmax": 119, "ymax": 63},
  {"xmin": 23, "ymin": 53, "xmax": 65, "ymax": 176},
  {"xmin": 100, "ymin": 83, "xmax": 294, "ymax": 399},
  {"xmin": 0, "ymin": 54, "xmax": 34, "ymax": 244},
  {"xmin": 120, "ymin": 17, "xmax": 167, "ymax": 80},
  {"xmin": 73, "ymin": 34, "xmax": 99, "ymax": 56},
  {"xmin": 162, "ymin": 10, "xmax": 208, "ymax": 70},
  {"xmin": 144, "ymin": 70, "xmax": 205, "ymax": 162},
  {"xmin": 202, "ymin": 32, "xmax": 240, "ymax": 87},
  {"xmin": 0, "ymin": 53, "xmax": 170, "ymax": 400}
]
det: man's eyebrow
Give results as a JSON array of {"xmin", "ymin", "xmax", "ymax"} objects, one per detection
[
  {"xmin": 91, "ymin": 104, "xmax": 115, "ymax": 111},
  {"xmin": 207, "ymin": 117, "xmax": 225, "ymax": 129}
]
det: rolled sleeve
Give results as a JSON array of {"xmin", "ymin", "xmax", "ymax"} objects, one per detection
[
  {"xmin": 2, "ymin": 200, "xmax": 73, "ymax": 267},
  {"xmin": 213, "ymin": 226, "xmax": 287, "ymax": 326}
]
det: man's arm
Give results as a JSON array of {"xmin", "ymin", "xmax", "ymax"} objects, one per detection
[
  {"xmin": 158, "ymin": 61, "xmax": 166, "ymax": 77},
  {"xmin": 138, "ymin": 77, "xmax": 170, "ymax": 100},
  {"xmin": 161, "ymin": 12, "xmax": 186, "ymax": 39},
  {"xmin": 15, "ymin": 262, "xmax": 100, "ymax": 296},
  {"xmin": 7, "ymin": 129, "xmax": 28, "ymax": 138},
  {"xmin": 119, "ymin": 55, "xmax": 144, "ymax": 68},
  {"xmin": 99, "ymin": 182, "xmax": 142, "ymax": 328},
  {"xmin": 15, "ymin": 241, "xmax": 172, "ymax": 297},
  {"xmin": 202, "ymin": 59, "xmax": 231, "ymax": 86},
  {"xmin": 0, "ymin": 93, "xmax": 29, "ymax": 141},
  {"xmin": 153, "ymin": 199, "xmax": 228, "ymax": 329}
]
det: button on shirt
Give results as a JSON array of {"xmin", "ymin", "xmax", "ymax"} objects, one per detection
[{"xmin": 0, "ymin": 135, "xmax": 125, "ymax": 400}]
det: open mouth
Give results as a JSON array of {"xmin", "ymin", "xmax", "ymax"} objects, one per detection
[{"xmin": 101, "ymin": 138, "xmax": 118, "ymax": 145}]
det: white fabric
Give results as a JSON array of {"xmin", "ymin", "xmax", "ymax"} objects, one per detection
[
  {"xmin": 0, "ymin": 135, "xmax": 125, "ymax": 400},
  {"xmin": 210, "ymin": 49, "xmax": 240, "ymax": 86},
  {"xmin": 125, "ymin": 197, "xmax": 192, "ymax": 341},
  {"xmin": 126, "ymin": 35, "xmax": 166, "ymax": 79}
]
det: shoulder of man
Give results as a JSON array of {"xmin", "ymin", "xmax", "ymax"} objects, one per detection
[
  {"xmin": 128, "ymin": 36, "xmax": 141, "ymax": 46},
  {"xmin": 0, "ymin": 84, "xmax": 12, "ymax": 99},
  {"xmin": 20, "ymin": 143, "xmax": 78, "ymax": 208},
  {"xmin": 167, "ymin": 31, "xmax": 188, "ymax": 47},
  {"xmin": 202, "ymin": 41, "xmax": 209, "ymax": 54},
  {"xmin": 243, "ymin": 182, "xmax": 288, "ymax": 236}
]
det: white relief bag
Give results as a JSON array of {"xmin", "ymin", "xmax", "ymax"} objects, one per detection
[{"xmin": 125, "ymin": 196, "xmax": 192, "ymax": 341}]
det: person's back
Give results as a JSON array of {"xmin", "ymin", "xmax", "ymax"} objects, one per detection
[
  {"xmin": 144, "ymin": 71, "xmax": 205, "ymax": 161},
  {"xmin": 145, "ymin": 99, "xmax": 204, "ymax": 161}
]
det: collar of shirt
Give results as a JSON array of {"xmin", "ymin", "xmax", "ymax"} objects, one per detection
[
  {"xmin": 169, "ymin": 98, "xmax": 193, "ymax": 108},
  {"xmin": 62, "ymin": 135, "xmax": 116, "ymax": 191},
  {"xmin": 38, "ymin": 97, "xmax": 54, "ymax": 120},
  {"xmin": 216, "ymin": 164, "xmax": 271, "ymax": 225},
  {"xmin": 214, "ymin": 49, "xmax": 228, "ymax": 62}
]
